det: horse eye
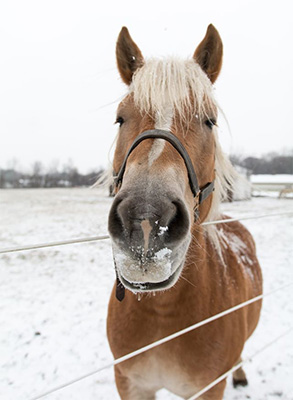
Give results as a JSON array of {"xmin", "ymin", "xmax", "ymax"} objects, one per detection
[
  {"xmin": 115, "ymin": 116, "xmax": 125, "ymax": 127},
  {"xmin": 205, "ymin": 119, "xmax": 216, "ymax": 130}
]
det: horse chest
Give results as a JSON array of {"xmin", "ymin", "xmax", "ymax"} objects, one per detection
[
  {"xmin": 111, "ymin": 304, "xmax": 204, "ymax": 395},
  {"xmin": 126, "ymin": 348, "xmax": 201, "ymax": 398}
]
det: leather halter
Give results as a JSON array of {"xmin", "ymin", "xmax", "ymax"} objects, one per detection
[
  {"xmin": 113, "ymin": 129, "xmax": 215, "ymax": 301},
  {"xmin": 114, "ymin": 129, "xmax": 215, "ymax": 220}
]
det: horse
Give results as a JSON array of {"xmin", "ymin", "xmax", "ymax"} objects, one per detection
[{"xmin": 106, "ymin": 25, "xmax": 262, "ymax": 399}]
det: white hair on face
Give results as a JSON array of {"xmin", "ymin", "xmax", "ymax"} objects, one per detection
[{"xmin": 130, "ymin": 57, "xmax": 216, "ymax": 121}]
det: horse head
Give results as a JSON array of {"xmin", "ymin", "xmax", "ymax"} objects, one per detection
[{"xmin": 108, "ymin": 25, "xmax": 224, "ymax": 293}]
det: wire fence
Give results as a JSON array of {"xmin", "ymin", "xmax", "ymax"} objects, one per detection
[
  {"xmin": 30, "ymin": 280, "xmax": 293, "ymax": 400},
  {"xmin": 1, "ymin": 211, "xmax": 293, "ymax": 255},
  {"xmin": 2, "ymin": 209, "xmax": 292, "ymax": 399},
  {"xmin": 187, "ymin": 326, "xmax": 293, "ymax": 400},
  {"xmin": 0, "ymin": 235, "xmax": 110, "ymax": 255}
]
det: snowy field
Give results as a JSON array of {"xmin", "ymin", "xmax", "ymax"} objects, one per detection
[{"xmin": 0, "ymin": 188, "xmax": 292, "ymax": 400}]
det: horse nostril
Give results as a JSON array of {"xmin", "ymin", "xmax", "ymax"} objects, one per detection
[
  {"xmin": 108, "ymin": 196, "xmax": 125, "ymax": 240},
  {"xmin": 164, "ymin": 200, "xmax": 190, "ymax": 245}
]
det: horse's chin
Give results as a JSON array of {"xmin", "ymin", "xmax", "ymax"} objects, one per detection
[
  {"xmin": 112, "ymin": 234, "xmax": 191, "ymax": 294},
  {"xmin": 118, "ymin": 262, "xmax": 184, "ymax": 293}
]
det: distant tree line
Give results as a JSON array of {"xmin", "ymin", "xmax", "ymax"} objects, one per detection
[
  {"xmin": 1, "ymin": 151, "xmax": 292, "ymax": 189},
  {"xmin": 230, "ymin": 152, "xmax": 293, "ymax": 175},
  {"xmin": 0, "ymin": 160, "xmax": 104, "ymax": 189}
]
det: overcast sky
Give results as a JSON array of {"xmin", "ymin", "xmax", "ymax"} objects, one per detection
[{"xmin": 0, "ymin": 0, "xmax": 292, "ymax": 173}]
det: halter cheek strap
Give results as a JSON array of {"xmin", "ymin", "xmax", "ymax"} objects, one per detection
[{"xmin": 114, "ymin": 129, "xmax": 215, "ymax": 220}]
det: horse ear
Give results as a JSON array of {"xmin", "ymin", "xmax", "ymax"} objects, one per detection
[
  {"xmin": 193, "ymin": 24, "xmax": 223, "ymax": 83},
  {"xmin": 116, "ymin": 27, "xmax": 144, "ymax": 85}
]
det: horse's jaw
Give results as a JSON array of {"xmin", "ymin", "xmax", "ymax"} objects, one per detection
[{"xmin": 112, "ymin": 235, "xmax": 191, "ymax": 293}]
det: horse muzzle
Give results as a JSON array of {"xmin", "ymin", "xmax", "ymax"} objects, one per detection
[
  {"xmin": 113, "ymin": 243, "xmax": 187, "ymax": 293},
  {"xmin": 108, "ymin": 189, "xmax": 191, "ymax": 293}
]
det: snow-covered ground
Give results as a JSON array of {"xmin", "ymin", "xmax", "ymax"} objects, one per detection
[{"xmin": 0, "ymin": 188, "xmax": 292, "ymax": 400}]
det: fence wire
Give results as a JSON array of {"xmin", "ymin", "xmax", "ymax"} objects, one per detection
[
  {"xmin": 187, "ymin": 326, "xmax": 293, "ymax": 400},
  {"xmin": 2, "ymin": 209, "xmax": 292, "ymax": 399},
  {"xmin": 1, "ymin": 211, "xmax": 293, "ymax": 255},
  {"xmin": 30, "ymin": 281, "xmax": 293, "ymax": 400}
]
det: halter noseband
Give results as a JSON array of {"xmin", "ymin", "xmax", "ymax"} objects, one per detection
[{"xmin": 114, "ymin": 129, "xmax": 215, "ymax": 220}]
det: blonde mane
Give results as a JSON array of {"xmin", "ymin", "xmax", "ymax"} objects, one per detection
[
  {"xmin": 206, "ymin": 130, "xmax": 237, "ymax": 254},
  {"xmin": 131, "ymin": 57, "xmax": 215, "ymax": 121}
]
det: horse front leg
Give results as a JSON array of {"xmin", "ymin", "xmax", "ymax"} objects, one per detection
[
  {"xmin": 114, "ymin": 366, "xmax": 156, "ymax": 400},
  {"xmin": 232, "ymin": 357, "xmax": 248, "ymax": 388}
]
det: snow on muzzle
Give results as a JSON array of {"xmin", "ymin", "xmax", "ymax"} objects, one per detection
[{"xmin": 108, "ymin": 191, "xmax": 191, "ymax": 292}]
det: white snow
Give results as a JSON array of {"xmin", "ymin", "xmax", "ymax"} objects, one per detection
[
  {"xmin": 154, "ymin": 247, "xmax": 172, "ymax": 260},
  {"xmin": 158, "ymin": 226, "xmax": 169, "ymax": 236},
  {"xmin": 219, "ymin": 229, "xmax": 255, "ymax": 280},
  {"xmin": 251, "ymin": 174, "xmax": 293, "ymax": 184},
  {"xmin": 0, "ymin": 189, "xmax": 292, "ymax": 400}
]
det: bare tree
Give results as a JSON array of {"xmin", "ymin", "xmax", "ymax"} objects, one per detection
[
  {"xmin": 45, "ymin": 159, "xmax": 60, "ymax": 187},
  {"xmin": 31, "ymin": 161, "xmax": 44, "ymax": 187}
]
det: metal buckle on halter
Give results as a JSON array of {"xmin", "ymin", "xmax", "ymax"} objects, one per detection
[
  {"xmin": 114, "ymin": 177, "xmax": 121, "ymax": 190},
  {"xmin": 193, "ymin": 191, "xmax": 201, "ymax": 221}
]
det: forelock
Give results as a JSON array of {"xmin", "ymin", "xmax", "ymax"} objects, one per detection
[{"xmin": 130, "ymin": 57, "xmax": 216, "ymax": 121}]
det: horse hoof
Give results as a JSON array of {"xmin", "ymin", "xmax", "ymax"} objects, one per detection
[{"xmin": 233, "ymin": 377, "xmax": 248, "ymax": 388}]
